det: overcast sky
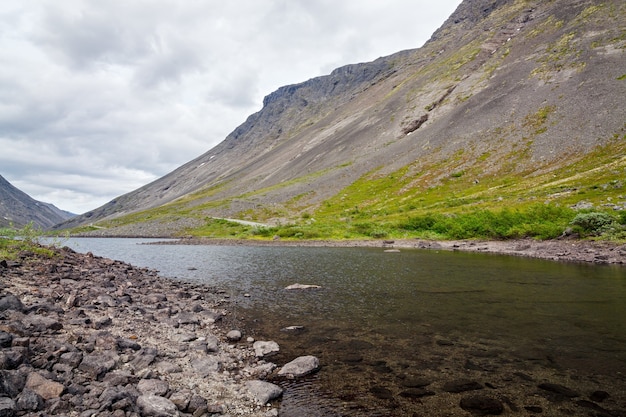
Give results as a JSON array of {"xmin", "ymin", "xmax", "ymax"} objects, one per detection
[{"xmin": 0, "ymin": 1, "xmax": 461, "ymax": 214}]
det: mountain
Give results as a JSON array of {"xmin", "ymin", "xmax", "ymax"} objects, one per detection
[
  {"xmin": 0, "ymin": 174, "xmax": 74, "ymax": 230},
  {"xmin": 57, "ymin": 0, "xmax": 626, "ymax": 237}
]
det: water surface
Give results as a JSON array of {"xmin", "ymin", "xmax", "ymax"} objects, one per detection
[{"xmin": 62, "ymin": 238, "xmax": 626, "ymax": 416}]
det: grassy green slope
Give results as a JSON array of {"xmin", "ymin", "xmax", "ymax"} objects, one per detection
[{"xmin": 70, "ymin": 132, "xmax": 626, "ymax": 241}]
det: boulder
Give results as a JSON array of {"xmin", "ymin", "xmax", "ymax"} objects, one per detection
[
  {"xmin": 277, "ymin": 355, "xmax": 320, "ymax": 379},
  {"xmin": 190, "ymin": 357, "xmax": 221, "ymax": 377},
  {"xmin": 25, "ymin": 372, "xmax": 65, "ymax": 400},
  {"xmin": 0, "ymin": 294, "xmax": 24, "ymax": 312},
  {"xmin": 16, "ymin": 388, "xmax": 44, "ymax": 412},
  {"xmin": 226, "ymin": 330, "xmax": 242, "ymax": 342},
  {"xmin": 0, "ymin": 397, "xmax": 16, "ymax": 417},
  {"xmin": 137, "ymin": 378, "xmax": 169, "ymax": 396},
  {"xmin": 246, "ymin": 380, "xmax": 283, "ymax": 405},
  {"xmin": 253, "ymin": 341, "xmax": 280, "ymax": 358},
  {"xmin": 78, "ymin": 352, "xmax": 117, "ymax": 379},
  {"xmin": 137, "ymin": 394, "xmax": 179, "ymax": 417}
]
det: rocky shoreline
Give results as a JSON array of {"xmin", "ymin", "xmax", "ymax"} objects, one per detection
[
  {"xmin": 153, "ymin": 237, "xmax": 626, "ymax": 266},
  {"xmin": 0, "ymin": 245, "xmax": 312, "ymax": 417}
]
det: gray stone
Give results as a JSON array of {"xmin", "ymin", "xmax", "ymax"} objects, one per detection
[
  {"xmin": 0, "ymin": 294, "xmax": 24, "ymax": 312},
  {"xmin": 21, "ymin": 314, "xmax": 63, "ymax": 332},
  {"xmin": 246, "ymin": 380, "xmax": 283, "ymax": 404},
  {"xmin": 0, "ymin": 332, "xmax": 12, "ymax": 348},
  {"xmin": 173, "ymin": 312, "xmax": 200, "ymax": 325},
  {"xmin": 277, "ymin": 355, "xmax": 320, "ymax": 379},
  {"xmin": 172, "ymin": 332, "xmax": 196, "ymax": 343},
  {"xmin": 190, "ymin": 357, "xmax": 221, "ymax": 377},
  {"xmin": 155, "ymin": 361, "xmax": 182, "ymax": 374},
  {"xmin": 137, "ymin": 394, "xmax": 179, "ymax": 417},
  {"xmin": 138, "ymin": 378, "xmax": 169, "ymax": 396},
  {"xmin": 78, "ymin": 352, "xmax": 117, "ymax": 379},
  {"xmin": 0, "ymin": 397, "xmax": 16, "ymax": 417},
  {"xmin": 253, "ymin": 341, "xmax": 280, "ymax": 358},
  {"xmin": 226, "ymin": 330, "xmax": 242, "ymax": 342},
  {"xmin": 187, "ymin": 394, "xmax": 207, "ymax": 413},
  {"xmin": 59, "ymin": 351, "xmax": 83, "ymax": 368},
  {"xmin": 131, "ymin": 348, "xmax": 158, "ymax": 371},
  {"xmin": 205, "ymin": 335, "xmax": 219, "ymax": 352},
  {"xmin": 168, "ymin": 390, "xmax": 191, "ymax": 411},
  {"xmin": 0, "ymin": 370, "xmax": 26, "ymax": 397},
  {"xmin": 16, "ymin": 388, "xmax": 44, "ymax": 412}
]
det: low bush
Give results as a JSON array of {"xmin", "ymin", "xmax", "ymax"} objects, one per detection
[
  {"xmin": 569, "ymin": 211, "xmax": 617, "ymax": 236},
  {"xmin": 400, "ymin": 204, "xmax": 573, "ymax": 240}
]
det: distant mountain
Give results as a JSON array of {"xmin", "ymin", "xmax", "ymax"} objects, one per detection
[
  {"xmin": 58, "ymin": 0, "xmax": 626, "ymax": 237},
  {"xmin": 0, "ymin": 174, "xmax": 74, "ymax": 230}
]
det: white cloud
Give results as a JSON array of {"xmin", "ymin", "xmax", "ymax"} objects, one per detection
[{"xmin": 0, "ymin": 0, "xmax": 461, "ymax": 214}]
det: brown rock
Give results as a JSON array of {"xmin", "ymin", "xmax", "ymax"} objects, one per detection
[{"xmin": 25, "ymin": 372, "xmax": 65, "ymax": 400}]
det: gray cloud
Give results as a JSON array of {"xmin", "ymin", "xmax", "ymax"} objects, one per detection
[{"xmin": 0, "ymin": 0, "xmax": 461, "ymax": 214}]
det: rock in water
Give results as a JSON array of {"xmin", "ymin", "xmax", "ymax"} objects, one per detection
[
  {"xmin": 460, "ymin": 395, "xmax": 504, "ymax": 415},
  {"xmin": 277, "ymin": 355, "xmax": 320, "ymax": 379},
  {"xmin": 246, "ymin": 380, "xmax": 283, "ymax": 404},
  {"xmin": 284, "ymin": 283, "xmax": 321, "ymax": 290},
  {"xmin": 253, "ymin": 341, "xmax": 280, "ymax": 358}
]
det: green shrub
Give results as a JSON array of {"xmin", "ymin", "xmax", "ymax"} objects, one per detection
[
  {"xmin": 400, "ymin": 204, "xmax": 573, "ymax": 240},
  {"xmin": 569, "ymin": 211, "xmax": 617, "ymax": 236},
  {"xmin": 370, "ymin": 229, "xmax": 389, "ymax": 239}
]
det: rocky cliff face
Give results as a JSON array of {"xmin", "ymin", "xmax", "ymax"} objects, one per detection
[
  {"xmin": 0, "ymin": 175, "xmax": 74, "ymax": 229},
  {"xmin": 58, "ymin": 0, "xmax": 626, "ymax": 234}
]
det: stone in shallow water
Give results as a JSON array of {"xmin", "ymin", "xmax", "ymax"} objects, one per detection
[
  {"xmin": 277, "ymin": 355, "xmax": 320, "ymax": 379},
  {"xmin": 246, "ymin": 380, "xmax": 283, "ymax": 404},
  {"xmin": 460, "ymin": 394, "xmax": 504, "ymax": 415},
  {"xmin": 399, "ymin": 388, "xmax": 435, "ymax": 399},
  {"xmin": 370, "ymin": 386, "xmax": 394, "ymax": 400},
  {"xmin": 284, "ymin": 283, "xmax": 321, "ymax": 290},
  {"xmin": 537, "ymin": 382, "xmax": 579, "ymax": 398},
  {"xmin": 253, "ymin": 341, "xmax": 279, "ymax": 358},
  {"xmin": 443, "ymin": 379, "xmax": 484, "ymax": 393}
]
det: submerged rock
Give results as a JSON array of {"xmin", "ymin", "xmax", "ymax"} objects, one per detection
[
  {"xmin": 277, "ymin": 355, "xmax": 320, "ymax": 379},
  {"xmin": 253, "ymin": 341, "xmax": 280, "ymax": 358},
  {"xmin": 460, "ymin": 394, "xmax": 504, "ymax": 415},
  {"xmin": 284, "ymin": 283, "xmax": 321, "ymax": 290}
]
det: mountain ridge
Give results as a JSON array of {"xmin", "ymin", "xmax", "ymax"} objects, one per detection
[
  {"xmin": 0, "ymin": 174, "xmax": 74, "ymax": 229},
  {"xmin": 57, "ymin": 0, "xmax": 626, "ymax": 238}
]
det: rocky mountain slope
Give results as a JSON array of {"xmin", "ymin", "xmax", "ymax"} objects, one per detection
[
  {"xmin": 57, "ymin": 0, "xmax": 626, "ymax": 237},
  {"xmin": 0, "ymin": 175, "xmax": 74, "ymax": 229}
]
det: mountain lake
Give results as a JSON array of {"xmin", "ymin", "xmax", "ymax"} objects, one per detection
[{"xmin": 61, "ymin": 237, "xmax": 626, "ymax": 416}]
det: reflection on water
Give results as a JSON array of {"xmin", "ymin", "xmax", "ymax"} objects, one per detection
[{"xmin": 62, "ymin": 238, "xmax": 626, "ymax": 416}]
